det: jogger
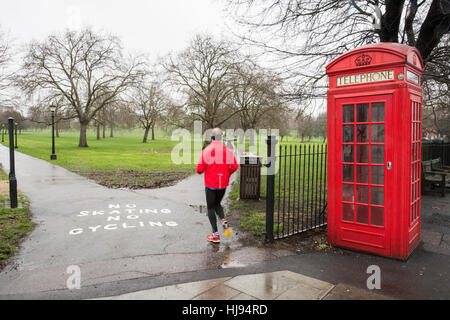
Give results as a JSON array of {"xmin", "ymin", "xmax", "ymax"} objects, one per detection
[{"xmin": 196, "ymin": 128, "xmax": 239, "ymax": 243}]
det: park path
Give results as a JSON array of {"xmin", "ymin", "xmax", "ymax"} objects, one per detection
[{"xmin": 0, "ymin": 145, "xmax": 292, "ymax": 296}]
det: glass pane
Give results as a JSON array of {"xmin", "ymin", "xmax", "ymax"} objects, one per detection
[
  {"xmin": 343, "ymin": 165, "xmax": 354, "ymax": 182},
  {"xmin": 343, "ymin": 184, "xmax": 354, "ymax": 202},
  {"xmin": 416, "ymin": 123, "xmax": 420, "ymax": 140},
  {"xmin": 371, "ymin": 166, "xmax": 384, "ymax": 185},
  {"xmin": 371, "ymin": 187, "xmax": 384, "ymax": 205},
  {"xmin": 371, "ymin": 124, "xmax": 384, "ymax": 142},
  {"xmin": 356, "ymin": 205, "xmax": 369, "ymax": 224},
  {"xmin": 343, "ymin": 105, "xmax": 354, "ymax": 123},
  {"xmin": 342, "ymin": 204, "xmax": 354, "ymax": 222},
  {"xmin": 356, "ymin": 145, "xmax": 369, "ymax": 163},
  {"xmin": 356, "ymin": 165, "xmax": 369, "ymax": 183},
  {"xmin": 357, "ymin": 103, "xmax": 369, "ymax": 122},
  {"xmin": 356, "ymin": 185, "xmax": 369, "ymax": 204},
  {"xmin": 343, "ymin": 125, "xmax": 354, "ymax": 142},
  {"xmin": 371, "ymin": 145, "xmax": 384, "ymax": 164},
  {"xmin": 372, "ymin": 102, "xmax": 384, "ymax": 122},
  {"xmin": 356, "ymin": 125, "xmax": 369, "ymax": 142},
  {"xmin": 371, "ymin": 207, "xmax": 384, "ymax": 226},
  {"xmin": 343, "ymin": 145, "xmax": 354, "ymax": 163}
]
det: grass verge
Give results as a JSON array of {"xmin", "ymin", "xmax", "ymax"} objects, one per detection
[
  {"xmin": 1, "ymin": 129, "xmax": 196, "ymax": 189},
  {"xmin": 0, "ymin": 165, "xmax": 34, "ymax": 270}
]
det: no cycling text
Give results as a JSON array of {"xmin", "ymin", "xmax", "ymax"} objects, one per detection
[{"xmin": 69, "ymin": 203, "xmax": 178, "ymax": 236}]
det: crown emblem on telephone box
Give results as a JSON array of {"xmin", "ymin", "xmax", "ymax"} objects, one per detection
[{"xmin": 355, "ymin": 53, "xmax": 372, "ymax": 66}]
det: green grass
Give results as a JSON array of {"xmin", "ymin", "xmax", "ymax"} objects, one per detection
[
  {"xmin": 0, "ymin": 165, "xmax": 34, "ymax": 268},
  {"xmin": 229, "ymin": 174, "xmax": 282, "ymax": 237},
  {"xmin": 2, "ymin": 129, "xmax": 195, "ymax": 172},
  {"xmin": 1, "ymin": 129, "xmax": 197, "ymax": 188},
  {"xmin": 229, "ymin": 181, "xmax": 267, "ymax": 237}
]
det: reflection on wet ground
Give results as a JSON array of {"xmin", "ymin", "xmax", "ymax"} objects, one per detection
[
  {"xmin": 96, "ymin": 270, "xmax": 344, "ymax": 300},
  {"xmin": 203, "ymin": 242, "xmax": 292, "ymax": 270}
]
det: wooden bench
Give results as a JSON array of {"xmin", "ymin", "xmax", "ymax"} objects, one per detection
[
  {"xmin": 430, "ymin": 157, "xmax": 450, "ymax": 173},
  {"xmin": 422, "ymin": 159, "xmax": 450, "ymax": 197}
]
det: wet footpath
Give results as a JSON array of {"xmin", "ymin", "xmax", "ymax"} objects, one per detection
[
  {"xmin": 0, "ymin": 145, "xmax": 293, "ymax": 297},
  {"xmin": 0, "ymin": 145, "xmax": 449, "ymax": 300}
]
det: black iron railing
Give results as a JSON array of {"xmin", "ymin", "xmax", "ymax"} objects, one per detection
[{"xmin": 265, "ymin": 138, "xmax": 327, "ymax": 241}]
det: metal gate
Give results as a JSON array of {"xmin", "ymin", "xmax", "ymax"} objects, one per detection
[{"xmin": 265, "ymin": 136, "xmax": 328, "ymax": 241}]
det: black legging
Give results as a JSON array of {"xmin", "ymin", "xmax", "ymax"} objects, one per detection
[{"xmin": 205, "ymin": 187, "xmax": 226, "ymax": 233}]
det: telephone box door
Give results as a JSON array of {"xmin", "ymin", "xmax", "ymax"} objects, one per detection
[{"xmin": 336, "ymin": 94, "xmax": 392, "ymax": 255}]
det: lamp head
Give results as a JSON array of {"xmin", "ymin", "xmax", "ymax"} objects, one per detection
[{"xmin": 50, "ymin": 105, "xmax": 57, "ymax": 112}]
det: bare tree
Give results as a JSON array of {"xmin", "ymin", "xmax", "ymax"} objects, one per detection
[
  {"xmin": 103, "ymin": 102, "xmax": 120, "ymax": 138},
  {"xmin": 131, "ymin": 81, "xmax": 169, "ymax": 143},
  {"xmin": 295, "ymin": 109, "xmax": 314, "ymax": 142},
  {"xmin": 230, "ymin": 62, "xmax": 286, "ymax": 130},
  {"xmin": 312, "ymin": 112, "xmax": 328, "ymax": 143},
  {"xmin": 226, "ymin": 0, "xmax": 450, "ymax": 101},
  {"xmin": 163, "ymin": 35, "xmax": 244, "ymax": 129},
  {"xmin": 0, "ymin": 27, "xmax": 12, "ymax": 104},
  {"xmin": 25, "ymin": 92, "xmax": 78, "ymax": 134},
  {"xmin": 112, "ymin": 100, "xmax": 136, "ymax": 130},
  {"xmin": 259, "ymin": 106, "xmax": 292, "ymax": 141},
  {"xmin": 15, "ymin": 28, "xmax": 145, "ymax": 147}
]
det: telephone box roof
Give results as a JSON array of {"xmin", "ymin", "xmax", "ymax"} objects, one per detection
[{"xmin": 326, "ymin": 42, "xmax": 424, "ymax": 74}]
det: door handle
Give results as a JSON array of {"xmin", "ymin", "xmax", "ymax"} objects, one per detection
[{"xmin": 387, "ymin": 162, "xmax": 392, "ymax": 170}]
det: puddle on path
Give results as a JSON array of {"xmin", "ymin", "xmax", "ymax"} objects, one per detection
[{"xmin": 220, "ymin": 258, "xmax": 248, "ymax": 269}]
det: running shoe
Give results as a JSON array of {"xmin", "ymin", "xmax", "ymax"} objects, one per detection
[{"xmin": 207, "ymin": 233, "xmax": 220, "ymax": 243}]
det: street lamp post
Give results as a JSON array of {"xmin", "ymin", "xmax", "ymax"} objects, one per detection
[
  {"xmin": 1, "ymin": 124, "xmax": 4, "ymax": 143},
  {"xmin": 14, "ymin": 122, "xmax": 18, "ymax": 149},
  {"xmin": 8, "ymin": 118, "xmax": 18, "ymax": 208},
  {"xmin": 50, "ymin": 105, "xmax": 57, "ymax": 160}
]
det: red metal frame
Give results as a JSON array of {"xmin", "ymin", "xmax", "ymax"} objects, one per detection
[{"xmin": 326, "ymin": 43, "xmax": 424, "ymax": 260}]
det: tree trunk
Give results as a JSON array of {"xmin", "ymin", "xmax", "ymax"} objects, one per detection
[
  {"xmin": 151, "ymin": 124, "xmax": 155, "ymax": 140},
  {"xmin": 79, "ymin": 122, "xmax": 89, "ymax": 147},
  {"xmin": 102, "ymin": 125, "xmax": 106, "ymax": 139},
  {"xmin": 97, "ymin": 123, "xmax": 100, "ymax": 140},
  {"xmin": 379, "ymin": 0, "xmax": 405, "ymax": 42},
  {"xmin": 110, "ymin": 125, "xmax": 114, "ymax": 138},
  {"xmin": 143, "ymin": 126, "xmax": 150, "ymax": 143},
  {"xmin": 416, "ymin": 0, "xmax": 450, "ymax": 62}
]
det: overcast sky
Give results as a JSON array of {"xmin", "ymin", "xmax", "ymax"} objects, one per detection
[
  {"xmin": 0, "ymin": 1, "xmax": 325, "ymax": 114},
  {"xmin": 1, "ymin": 0, "xmax": 229, "ymax": 60}
]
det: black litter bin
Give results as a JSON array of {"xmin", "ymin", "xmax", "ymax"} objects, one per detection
[{"xmin": 240, "ymin": 154, "xmax": 262, "ymax": 199}]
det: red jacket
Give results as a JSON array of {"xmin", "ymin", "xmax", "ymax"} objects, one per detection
[{"xmin": 196, "ymin": 140, "xmax": 239, "ymax": 189}]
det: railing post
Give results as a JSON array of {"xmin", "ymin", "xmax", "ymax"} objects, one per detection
[
  {"xmin": 265, "ymin": 135, "xmax": 277, "ymax": 243},
  {"xmin": 8, "ymin": 118, "xmax": 18, "ymax": 208}
]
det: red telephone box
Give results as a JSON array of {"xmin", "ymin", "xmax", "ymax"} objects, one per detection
[{"xmin": 326, "ymin": 43, "xmax": 424, "ymax": 260}]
